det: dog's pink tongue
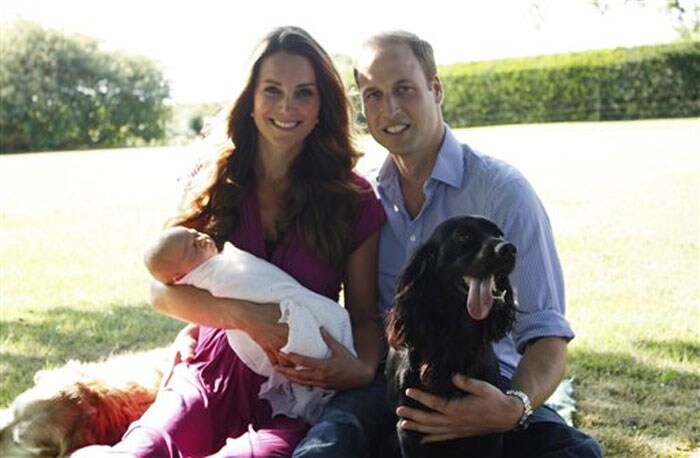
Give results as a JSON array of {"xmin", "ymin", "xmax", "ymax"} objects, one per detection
[{"xmin": 467, "ymin": 277, "xmax": 494, "ymax": 320}]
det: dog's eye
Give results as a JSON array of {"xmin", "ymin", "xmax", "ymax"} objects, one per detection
[{"xmin": 454, "ymin": 230, "xmax": 469, "ymax": 242}]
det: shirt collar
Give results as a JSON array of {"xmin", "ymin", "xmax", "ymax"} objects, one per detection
[
  {"xmin": 431, "ymin": 126, "xmax": 463, "ymax": 188},
  {"xmin": 376, "ymin": 124, "xmax": 463, "ymax": 190}
]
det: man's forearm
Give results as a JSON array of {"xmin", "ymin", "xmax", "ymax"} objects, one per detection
[{"xmin": 511, "ymin": 337, "xmax": 568, "ymax": 409}]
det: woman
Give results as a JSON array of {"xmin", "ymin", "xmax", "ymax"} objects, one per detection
[{"xmin": 72, "ymin": 26, "xmax": 385, "ymax": 457}]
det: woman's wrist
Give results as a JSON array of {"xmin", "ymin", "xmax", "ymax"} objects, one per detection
[
  {"xmin": 228, "ymin": 301, "xmax": 280, "ymax": 332},
  {"xmin": 355, "ymin": 359, "xmax": 377, "ymax": 387}
]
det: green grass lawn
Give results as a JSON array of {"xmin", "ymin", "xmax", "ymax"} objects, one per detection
[{"xmin": 1, "ymin": 119, "xmax": 699, "ymax": 457}]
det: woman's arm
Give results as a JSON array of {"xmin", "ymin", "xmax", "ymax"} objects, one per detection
[
  {"xmin": 343, "ymin": 231, "xmax": 385, "ymax": 377},
  {"xmin": 275, "ymin": 232, "xmax": 384, "ymax": 390},
  {"xmin": 150, "ymin": 281, "xmax": 289, "ymax": 365}
]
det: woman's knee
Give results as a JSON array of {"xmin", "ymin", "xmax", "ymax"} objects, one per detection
[{"xmin": 214, "ymin": 424, "xmax": 308, "ymax": 458}]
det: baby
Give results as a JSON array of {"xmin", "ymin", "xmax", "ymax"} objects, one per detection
[
  {"xmin": 144, "ymin": 226, "xmax": 219, "ymax": 285},
  {"xmin": 143, "ymin": 226, "xmax": 356, "ymax": 423}
]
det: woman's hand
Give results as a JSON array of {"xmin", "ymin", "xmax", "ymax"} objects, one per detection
[
  {"xmin": 274, "ymin": 328, "xmax": 374, "ymax": 390},
  {"xmin": 171, "ymin": 323, "xmax": 199, "ymax": 365},
  {"xmin": 240, "ymin": 302, "xmax": 289, "ymax": 366},
  {"xmin": 160, "ymin": 323, "xmax": 199, "ymax": 390}
]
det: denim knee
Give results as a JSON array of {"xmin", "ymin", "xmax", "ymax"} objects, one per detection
[
  {"xmin": 292, "ymin": 408, "xmax": 367, "ymax": 458},
  {"xmin": 503, "ymin": 413, "xmax": 604, "ymax": 458},
  {"xmin": 292, "ymin": 366, "xmax": 394, "ymax": 458}
]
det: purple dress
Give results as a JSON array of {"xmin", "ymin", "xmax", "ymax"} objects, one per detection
[{"xmin": 72, "ymin": 174, "xmax": 386, "ymax": 458}]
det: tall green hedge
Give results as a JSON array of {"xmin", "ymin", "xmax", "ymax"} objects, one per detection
[{"xmin": 440, "ymin": 42, "xmax": 700, "ymax": 127}]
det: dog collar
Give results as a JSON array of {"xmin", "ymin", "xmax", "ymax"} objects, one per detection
[{"xmin": 506, "ymin": 389, "xmax": 534, "ymax": 430}]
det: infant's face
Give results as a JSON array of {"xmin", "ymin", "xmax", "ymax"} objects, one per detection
[{"xmin": 172, "ymin": 228, "xmax": 219, "ymax": 274}]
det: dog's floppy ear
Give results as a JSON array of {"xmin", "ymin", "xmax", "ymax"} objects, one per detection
[
  {"xmin": 395, "ymin": 241, "xmax": 438, "ymax": 297},
  {"xmin": 386, "ymin": 241, "xmax": 438, "ymax": 349}
]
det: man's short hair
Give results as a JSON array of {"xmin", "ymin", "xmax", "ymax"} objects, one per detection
[{"xmin": 355, "ymin": 30, "xmax": 437, "ymax": 85}]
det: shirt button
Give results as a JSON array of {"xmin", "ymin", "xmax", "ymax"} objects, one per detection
[{"xmin": 409, "ymin": 235, "xmax": 416, "ymax": 243}]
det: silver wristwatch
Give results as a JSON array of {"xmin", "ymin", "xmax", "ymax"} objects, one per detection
[{"xmin": 506, "ymin": 389, "xmax": 533, "ymax": 430}]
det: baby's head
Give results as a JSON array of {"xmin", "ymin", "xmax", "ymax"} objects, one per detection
[{"xmin": 144, "ymin": 226, "xmax": 219, "ymax": 284}]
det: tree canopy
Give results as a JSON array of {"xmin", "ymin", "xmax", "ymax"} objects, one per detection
[{"xmin": 0, "ymin": 21, "xmax": 171, "ymax": 153}]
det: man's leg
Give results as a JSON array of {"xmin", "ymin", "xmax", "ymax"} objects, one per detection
[
  {"xmin": 293, "ymin": 366, "xmax": 396, "ymax": 458},
  {"xmin": 503, "ymin": 405, "xmax": 603, "ymax": 458}
]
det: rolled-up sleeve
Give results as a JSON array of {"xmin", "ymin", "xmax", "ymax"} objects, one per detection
[{"xmin": 492, "ymin": 177, "xmax": 574, "ymax": 354}]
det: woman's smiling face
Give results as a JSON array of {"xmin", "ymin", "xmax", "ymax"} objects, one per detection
[{"xmin": 252, "ymin": 52, "xmax": 321, "ymax": 157}]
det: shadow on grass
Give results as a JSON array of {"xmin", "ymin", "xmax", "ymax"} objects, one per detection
[
  {"xmin": 636, "ymin": 338, "xmax": 700, "ymax": 363},
  {"xmin": 1, "ymin": 302, "xmax": 182, "ymax": 405},
  {"xmin": 569, "ymin": 346, "xmax": 699, "ymax": 458}
]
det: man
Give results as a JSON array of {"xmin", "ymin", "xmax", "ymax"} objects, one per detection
[
  {"xmin": 293, "ymin": 30, "xmax": 603, "ymax": 457},
  {"xmin": 350, "ymin": 30, "xmax": 603, "ymax": 456}
]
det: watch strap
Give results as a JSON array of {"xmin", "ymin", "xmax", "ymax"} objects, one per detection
[{"xmin": 506, "ymin": 389, "xmax": 534, "ymax": 430}]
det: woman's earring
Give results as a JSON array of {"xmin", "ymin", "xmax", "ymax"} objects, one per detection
[{"xmin": 250, "ymin": 112, "xmax": 254, "ymax": 118}]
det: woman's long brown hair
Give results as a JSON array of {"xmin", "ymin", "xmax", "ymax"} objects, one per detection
[{"xmin": 170, "ymin": 26, "xmax": 364, "ymax": 267}]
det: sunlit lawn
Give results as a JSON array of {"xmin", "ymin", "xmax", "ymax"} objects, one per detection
[{"xmin": 1, "ymin": 119, "xmax": 698, "ymax": 457}]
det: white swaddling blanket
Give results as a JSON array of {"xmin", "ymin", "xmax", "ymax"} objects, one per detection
[{"xmin": 176, "ymin": 242, "xmax": 355, "ymax": 423}]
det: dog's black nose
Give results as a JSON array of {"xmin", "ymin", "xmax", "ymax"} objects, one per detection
[{"xmin": 495, "ymin": 241, "xmax": 516, "ymax": 259}]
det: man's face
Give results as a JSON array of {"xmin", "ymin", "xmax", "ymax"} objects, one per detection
[{"xmin": 356, "ymin": 42, "xmax": 443, "ymax": 159}]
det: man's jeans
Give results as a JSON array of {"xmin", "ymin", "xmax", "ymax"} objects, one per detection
[
  {"xmin": 292, "ymin": 365, "xmax": 395, "ymax": 458},
  {"xmin": 293, "ymin": 368, "xmax": 604, "ymax": 458},
  {"xmin": 502, "ymin": 404, "xmax": 603, "ymax": 457},
  {"xmin": 500, "ymin": 376, "xmax": 603, "ymax": 458}
]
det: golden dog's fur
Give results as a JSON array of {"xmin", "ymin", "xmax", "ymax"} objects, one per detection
[{"xmin": 0, "ymin": 348, "xmax": 170, "ymax": 457}]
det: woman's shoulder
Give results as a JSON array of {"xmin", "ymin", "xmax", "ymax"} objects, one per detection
[
  {"xmin": 348, "ymin": 172, "xmax": 382, "ymax": 209},
  {"xmin": 349, "ymin": 171, "xmax": 374, "ymax": 191},
  {"xmin": 348, "ymin": 172, "xmax": 386, "ymax": 245}
]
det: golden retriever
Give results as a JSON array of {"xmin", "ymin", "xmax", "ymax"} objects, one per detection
[{"xmin": 0, "ymin": 348, "xmax": 169, "ymax": 457}]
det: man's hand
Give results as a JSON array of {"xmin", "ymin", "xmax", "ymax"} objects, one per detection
[
  {"xmin": 275, "ymin": 328, "xmax": 374, "ymax": 390},
  {"xmin": 397, "ymin": 375, "xmax": 523, "ymax": 443}
]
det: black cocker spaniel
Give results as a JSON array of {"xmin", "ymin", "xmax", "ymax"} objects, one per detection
[{"xmin": 385, "ymin": 215, "xmax": 518, "ymax": 458}]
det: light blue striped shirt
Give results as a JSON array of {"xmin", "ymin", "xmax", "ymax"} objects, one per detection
[{"xmin": 374, "ymin": 125, "xmax": 574, "ymax": 380}]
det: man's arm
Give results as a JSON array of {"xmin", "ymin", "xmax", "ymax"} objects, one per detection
[
  {"xmin": 395, "ymin": 337, "xmax": 567, "ymax": 441},
  {"xmin": 510, "ymin": 337, "xmax": 567, "ymax": 415},
  {"xmin": 396, "ymin": 156, "xmax": 572, "ymax": 440}
]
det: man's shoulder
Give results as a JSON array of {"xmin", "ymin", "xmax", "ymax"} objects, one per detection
[{"xmin": 461, "ymin": 144, "xmax": 526, "ymax": 190}]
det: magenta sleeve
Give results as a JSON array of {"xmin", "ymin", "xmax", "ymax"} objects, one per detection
[{"xmin": 350, "ymin": 173, "xmax": 386, "ymax": 251}]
